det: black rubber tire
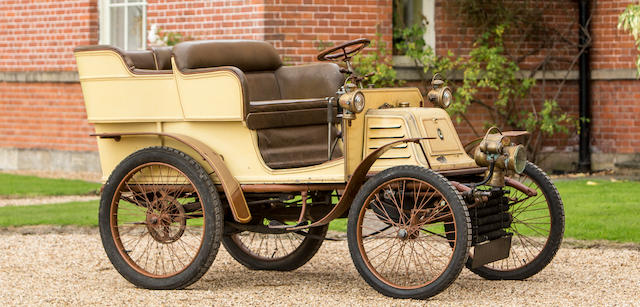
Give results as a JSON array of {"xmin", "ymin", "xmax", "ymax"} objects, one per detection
[
  {"xmin": 222, "ymin": 223, "xmax": 327, "ymax": 271},
  {"xmin": 99, "ymin": 146, "xmax": 223, "ymax": 289},
  {"xmin": 467, "ymin": 162, "xmax": 565, "ymax": 280},
  {"xmin": 347, "ymin": 165, "xmax": 471, "ymax": 299}
]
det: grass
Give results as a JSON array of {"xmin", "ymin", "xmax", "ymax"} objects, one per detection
[
  {"xmin": 0, "ymin": 201, "xmax": 99, "ymax": 227},
  {"xmin": 0, "ymin": 176, "xmax": 638, "ymax": 243},
  {"xmin": 554, "ymin": 178, "xmax": 640, "ymax": 243},
  {"xmin": 0, "ymin": 173, "xmax": 101, "ymax": 197}
]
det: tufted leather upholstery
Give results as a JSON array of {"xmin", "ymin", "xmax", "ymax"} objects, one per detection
[{"xmin": 172, "ymin": 40, "xmax": 345, "ymax": 169}]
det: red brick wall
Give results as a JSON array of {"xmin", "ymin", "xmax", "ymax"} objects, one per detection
[
  {"xmin": 146, "ymin": 0, "xmax": 392, "ymax": 65},
  {"xmin": 146, "ymin": 0, "xmax": 266, "ymax": 41},
  {"xmin": 434, "ymin": 0, "xmax": 579, "ymax": 70},
  {"xmin": 262, "ymin": 0, "xmax": 393, "ymax": 64},
  {"xmin": 591, "ymin": 0, "xmax": 637, "ymax": 70},
  {"xmin": 0, "ymin": 82, "xmax": 95, "ymax": 151},
  {"xmin": 0, "ymin": 0, "xmax": 98, "ymax": 71},
  {"xmin": 0, "ymin": 0, "xmax": 638, "ymax": 159},
  {"xmin": 591, "ymin": 80, "xmax": 640, "ymax": 154}
]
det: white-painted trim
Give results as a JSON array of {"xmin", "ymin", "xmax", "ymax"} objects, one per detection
[
  {"xmin": 98, "ymin": 0, "xmax": 147, "ymax": 50},
  {"xmin": 423, "ymin": 0, "xmax": 436, "ymax": 52}
]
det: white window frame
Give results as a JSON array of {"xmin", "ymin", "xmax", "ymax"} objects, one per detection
[
  {"xmin": 423, "ymin": 0, "xmax": 436, "ymax": 52},
  {"xmin": 98, "ymin": 0, "xmax": 147, "ymax": 50}
]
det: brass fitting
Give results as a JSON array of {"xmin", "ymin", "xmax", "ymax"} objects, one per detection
[{"xmin": 473, "ymin": 128, "xmax": 527, "ymax": 186}]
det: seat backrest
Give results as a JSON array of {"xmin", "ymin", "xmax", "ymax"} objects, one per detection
[
  {"xmin": 123, "ymin": 50, "xmax": 156, "ymax": 70},
  {"xmin": 173, "ymin": 40, "xmax": 284, "ymax": 102},
  {"xmin": 172, "ymin": 40, "xmax": 282, "ymax": 72},
  {"xmin": 150, "ymin": 46, "xmax": 173, "ymax": 70},
  {"xmin": 275, "ymin": 64, "xmax": 344, "ymax": 100}
]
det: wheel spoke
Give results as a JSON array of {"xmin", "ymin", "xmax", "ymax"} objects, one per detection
[
  {"xmin": 110, "ymin": 162, "xmax": 205, "ymax": 278},
  {"xmin": 355, "ymin": 175, "xmax": 463, "ymax": 290}
]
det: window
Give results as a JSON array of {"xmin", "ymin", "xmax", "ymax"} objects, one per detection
[
  {"xmin": 393, "ymin": 0, "xmax": 436, "ymax": 55},
  {"xmin": 99, "ymin": 0, "xmax": 147, "ymax": 50}
]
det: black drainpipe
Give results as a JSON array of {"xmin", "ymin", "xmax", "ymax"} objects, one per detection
[{"xmin": 578, "ymin": 0, "xmax": 592, "ymax": 172}]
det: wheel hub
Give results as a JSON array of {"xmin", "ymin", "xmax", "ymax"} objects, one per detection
[{"xmin": 145, "ymin": 196, "xmax": 186, "ymax": 244}]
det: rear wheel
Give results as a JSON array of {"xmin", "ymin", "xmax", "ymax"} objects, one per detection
[
  {"xmin": 467, "ymin": 162, "xmax": 565, "ymax": 280},
  {"xmin": 222, "ymin": 220, "xmax": 327, "ymax": 271},
  {"xmin": 347, "ymin": 166, "xmax": 471, "ymax": 299},
  {"xmin": 99, "ymin": 146, "xmax": 223, "ymax": 289}
]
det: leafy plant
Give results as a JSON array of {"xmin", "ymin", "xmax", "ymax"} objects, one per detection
[
  {"xmin": 618, "ymin": 2, "xmax": 640, "ymax": 74},
  {"xmin": 148, "ymin": 25, "xmax": 194, "ymax": 46},
  {"xmin": 351, "ymin": 32, "xmax": 400, "ymax": 88},
  {"xmin": 394, "ymin": 19, "xmax": 572, "ymax": 160}
]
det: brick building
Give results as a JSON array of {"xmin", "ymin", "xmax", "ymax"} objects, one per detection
[{"xmin": 0, "ymin": 0, "xmax": 638, "ymax": 175}]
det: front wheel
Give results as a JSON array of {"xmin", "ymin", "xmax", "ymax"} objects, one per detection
[
  {"xmin": 347, "ymin": 166, "xmax": 471, "ymax": 299},
  {"xmin": 467, "ymin": 162, "xmax": 565, "ymax": 280},
  {"xmin": 99, "ymin": 146, "xmax": 223, "ymax": 289}
]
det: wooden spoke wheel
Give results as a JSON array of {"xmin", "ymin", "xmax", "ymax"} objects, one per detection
[
  {"xmin": 99, "ymin": 147, "xmax": 223, "ymax": 289},
  {"xmin": 222, "ymin": 219, "xmax": 328, "ymax": 271},
  {"xmin": 467, "ymin": 162, "xmax": 565, "ymax": 280},
  {"xmin": 347, "ymin": 166, "xmax": 471, "ymax": 299}
]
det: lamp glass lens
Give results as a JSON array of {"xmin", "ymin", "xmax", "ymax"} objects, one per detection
[
  {"xmin": 442, "ymin": 88, "xmax": 452, "ymax": 108},
  {"xmin": 353, "ymin": 92, "xmax": 365, "ymax": 112}
]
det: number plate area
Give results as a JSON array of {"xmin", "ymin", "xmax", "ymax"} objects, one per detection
[{"xmin": 470, "ymin": 235, "xmax": 512, "ymax": 268}]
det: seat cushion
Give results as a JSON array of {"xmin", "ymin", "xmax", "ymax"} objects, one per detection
[
  {"xmin": 257, "ymin": 125, "xmax": 342, "ymax": 169},
  {"xmin": 275, "ymin": 63, "xmax": 344, "ymax": 99},
  {"xmin": 245, "ymin": 72, "xmax": 280, "ymax": 101},
  {"xmin": 246, "ymin": 98, "xmax": 337, "ymax": 130},
  {"xmin": 249, "ymin": 98, "xmax": 327, "ymax": 113},
  {"xmin": 151, "ymin": 46, "xmax": 173, "ymax": 70}
]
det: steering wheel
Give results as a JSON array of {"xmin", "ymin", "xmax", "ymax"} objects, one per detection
[{"xmin": 317, "ymin": 38, "xmax": 371, "ymax": 62}]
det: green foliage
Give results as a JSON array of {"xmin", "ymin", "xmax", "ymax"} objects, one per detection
[
  {"xmin": 0, "ymin": 173, "xmax": 100, "ymax": 197},
  {"xmin": 618, "ymin": 3, "xmax": 640, "ymax": 74},
  {"xmin": 352, "ymin": 3, "xmax": 573, "ymax": 156},
  {"xmin": 394, "ymin": 20, "xmax": 455, "ymax": 76},
  {"xmin": 394, "ymin": 19, "xmax": 572, "ymax": 156},
  {"xmin": 157, "ymin": 28, "xmax": 194, "ymax": 46},
  {"xmin": 351, "ymin": 32, "xmax": 400, "ymax": 88},
  {"xmin": 522, "ymin": 100, "xmax": 570, "ymax": 136}
]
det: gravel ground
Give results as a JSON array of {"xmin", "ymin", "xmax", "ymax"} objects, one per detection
[{"xmin": 0, "ymin": 229, "xmax": 638, "ymax": 306}]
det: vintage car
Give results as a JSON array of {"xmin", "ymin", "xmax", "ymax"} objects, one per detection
[{"xmin": 74, "ymin": 38, "xmax": 565, "ymax": 299}]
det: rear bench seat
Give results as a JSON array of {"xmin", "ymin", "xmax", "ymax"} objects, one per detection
[
  {"xmin": 73, "ymin": 45, "xmax": 173, "ymax": 74},
  {"xmin": 173, "ymin": 40, "xmax": 345, "ymax": 169}
]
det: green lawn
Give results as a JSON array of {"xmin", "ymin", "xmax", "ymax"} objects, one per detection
[
  {"xmin": 0, "ymin": 201, "xmax": 99, "ymax": 227},
  {"xmin": 0, "ymin": 177, "xmax": 638, "ymax": 243},
  {"xmin": 554, "ymin": 179, "xmax": 640, "ymax": 242},
  {"xmin": 0, "ymin": 173, "xmax": 101, "ymax": 197}
]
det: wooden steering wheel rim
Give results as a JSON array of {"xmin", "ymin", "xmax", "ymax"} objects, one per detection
[{"xmin": 316, "ymin": 38, "xmax": 371, "ymax": 62}]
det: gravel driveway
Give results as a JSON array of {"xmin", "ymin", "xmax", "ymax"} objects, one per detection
[{"xmin": 0, "ymin": 228, "xmax": 638, "ymax": 306}]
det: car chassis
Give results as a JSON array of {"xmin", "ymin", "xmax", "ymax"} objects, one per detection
[{"xmin": 74, "ymin": 38, "xmax": 565, "ymax": 299}]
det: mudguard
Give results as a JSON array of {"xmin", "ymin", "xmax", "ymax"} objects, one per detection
[
  {"xmin": 288, "ymin": 137, "xmax": 433, "ymax": 230},
  {"xmin": 93, "ymin": 132, "xmax": 252, "ymax": 223}
]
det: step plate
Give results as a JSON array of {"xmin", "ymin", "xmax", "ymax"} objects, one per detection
[{"xmin": 471, "ymin": 236, "xmax": 512, "ymax": 268}]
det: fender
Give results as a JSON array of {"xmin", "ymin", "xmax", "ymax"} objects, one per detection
[
  {"xmin": 93, "ymin": 132, "xmax": 252, "ymax": 223},
  {"xmin": 288, "ymin": 137, "xmax": 433, "ymax": 230}
]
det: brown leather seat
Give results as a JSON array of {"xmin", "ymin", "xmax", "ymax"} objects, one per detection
[
  {"xmin": 73, "ymin": 45, "xmax": 173, "ymax": 74},
  {"xmin": 172, "ymin": 40, "xmax": 345, "ymax": 169}
]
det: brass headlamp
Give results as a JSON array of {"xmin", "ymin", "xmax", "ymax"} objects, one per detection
[
  {"xmin": 473, "ymin": 127, "xmax": 527, "ymax": 186},
  {"xmin": 338, "ymin": 90, "xmax": 365, "ymax": 120},
  {"xmin": 427, "ymin": 79, "xmax": 452, "ymax": 109}
]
